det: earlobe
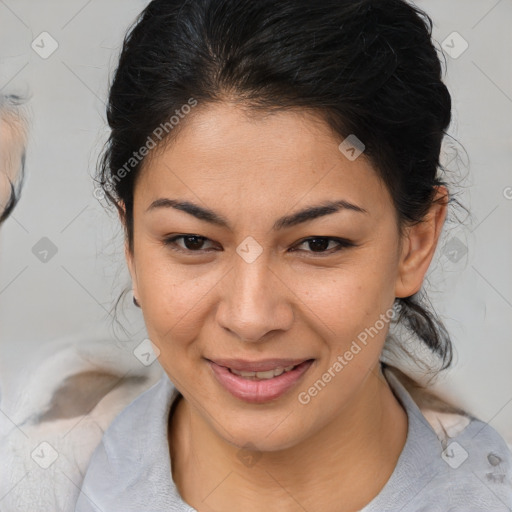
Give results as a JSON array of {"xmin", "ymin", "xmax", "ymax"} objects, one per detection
[{"xmin": 395, "ymin": 186, "xmax": 448, "ymax": 298}]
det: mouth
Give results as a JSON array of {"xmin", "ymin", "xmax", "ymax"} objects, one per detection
[
  {"xmin": 227, "ymin": 362, "xmax": 304, "ymax": 380},
  {"xmin": 206, "ymin": 358, "xmax": 315, "ymax": 403},
  {"xmin": 206, "ymin": 357, "xmax": 312, "ymax": 373}
]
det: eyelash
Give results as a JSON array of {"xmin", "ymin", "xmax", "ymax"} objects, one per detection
[{"xmin": 162, "ymin": 235, "xmax": 356, "ymax": 257}]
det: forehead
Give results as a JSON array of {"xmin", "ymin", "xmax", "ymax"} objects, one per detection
[{"xmin": 136, "ymin": 102, "xmax": 392, "ymax": 217}]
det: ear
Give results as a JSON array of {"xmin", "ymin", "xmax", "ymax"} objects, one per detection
[
  {"xmin": 395, "ymin": 186, "xmax": 448, "ymax": 298},
  {"xmin": 118, "ymin": 200, "xmax": 138, "ymax": 298}
]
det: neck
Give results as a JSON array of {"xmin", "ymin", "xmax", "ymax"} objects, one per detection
[{"xmin": 169, "ymin": 365, "xmax": 408, "ymax": 512}]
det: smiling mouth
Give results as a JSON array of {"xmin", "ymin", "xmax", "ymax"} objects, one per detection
[
  {"xmin": 207, "ymin": 356, "xmax": 313, "ymax": 372},
  {"xmin": 207, "ymin": 359, "xmax": 315, "ymax": 403},
  {"xmin": 228, "ymin": 364, "xmax": 301, "ymax": 380}
]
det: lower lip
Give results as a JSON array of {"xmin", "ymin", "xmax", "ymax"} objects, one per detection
[{"xmin": 207, "ymin": 359, "xmax": 314, "ymax": 404}]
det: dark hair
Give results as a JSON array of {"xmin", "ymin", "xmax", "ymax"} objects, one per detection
[
  {"xmin": 98, "ymin": 0, "xmax": 462, "ymax": 376},
  {"xmin": 0, "ymin": 94, "xmax": 26, "ymax": 224}
]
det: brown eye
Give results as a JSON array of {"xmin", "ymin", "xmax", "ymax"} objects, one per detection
[
  {"xmin": 163, "ymin": 234, "xmax": 216, "ymax": 253},
  {"xmin": 291, "ymin": 237, "xmax": 355, "ymax": 256},
  {"xmin": 305, "ymin": 238, "xmax": 331, "ymax": 252}
]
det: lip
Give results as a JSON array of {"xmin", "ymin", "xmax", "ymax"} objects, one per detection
[
  {"xmin": 207, "ymin": 359, "xmax": 315, "ymax": 404},
  {"xmin": 207, "ymin": 358, "xmax": 311, "ymax": 372}
]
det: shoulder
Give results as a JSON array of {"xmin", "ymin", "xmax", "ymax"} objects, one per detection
[
  {"xmin": 74, "ymin": 372, "xmax": 180, "ymax": 511},
  {"xmin": 390, "ymin": 367, "xmax": 512, "ymax": 510},
  {"xmin": 416, "ymin": 416, "xmax": 512, "ymax": 510},
  {"xmin": 91, "ymin": 370, "xmax": 173, "ymax": 456}
]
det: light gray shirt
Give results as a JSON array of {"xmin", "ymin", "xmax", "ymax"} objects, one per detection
[{"xmin": 74, "ymin": 367, "xmax": 512, "ymax": 511}]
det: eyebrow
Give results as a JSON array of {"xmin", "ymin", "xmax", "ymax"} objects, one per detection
[{"xmin": 146, "ymin": 198, "xmax": 368, "ymax": 231}]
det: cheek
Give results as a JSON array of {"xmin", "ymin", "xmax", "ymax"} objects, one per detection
[
  {"xmin": 290, "ymin": 255, "xmax": 398, "ymax": 372},
  {"xmin": 294, "ymin": 261, "xmax": 395, "ymax": 330},
  {"xmin": 135, "ymin": 250, "xmax": 217, "ymax": 349}
]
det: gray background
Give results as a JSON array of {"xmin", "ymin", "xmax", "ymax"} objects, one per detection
[{"xmin": 0, "ymin": 0, "xmax": 511, "ymax": 446}]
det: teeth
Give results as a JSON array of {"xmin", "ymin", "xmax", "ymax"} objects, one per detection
[{"xmin": 230, "ymin": 364, "xmax": 297, "ymax": 380}]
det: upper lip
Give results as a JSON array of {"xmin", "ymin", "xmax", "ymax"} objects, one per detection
[{"xmin": 208, "ymin": 358, "xmax": 312, "ymax": 372}]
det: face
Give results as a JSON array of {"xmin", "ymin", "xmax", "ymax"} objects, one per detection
[{"xmin": 126, "ymin": 102, "xmax": 444, "ymax": 452}]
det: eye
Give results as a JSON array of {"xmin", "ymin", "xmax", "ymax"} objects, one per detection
[
  {"xmin": 163, "ymin": 234, "xmax": 355, "ymax": 256},
  {"xmin": 290, "ymin": 237, "xmax": 355, "ymax": 256},
  {"xmin": 163, "ymin": 234, "xmax": 217, "ymax": 253}
]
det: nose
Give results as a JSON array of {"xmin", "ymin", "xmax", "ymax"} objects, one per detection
[{"xmin": 216, "ymin": 253, "xmax": 294, "ymax": 343}]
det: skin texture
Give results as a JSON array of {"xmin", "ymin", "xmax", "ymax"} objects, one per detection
[{"xmin": 124, "ymin": 102, "xmax": 448, "ymax": 512}]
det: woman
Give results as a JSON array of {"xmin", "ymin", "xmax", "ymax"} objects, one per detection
[{"xmin": 76, "ymin": 0, "xmax": 512, "ymax": 510}]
